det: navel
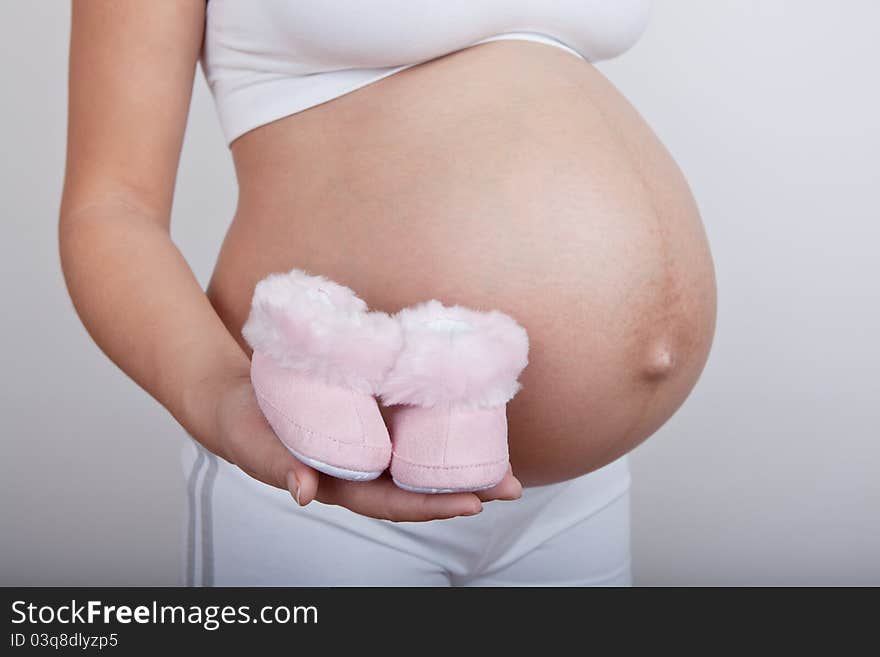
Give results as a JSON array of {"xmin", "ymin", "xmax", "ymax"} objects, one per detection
[{"xmin": 642, "ymin": 342, "xmax": 676, "ymax": 381}]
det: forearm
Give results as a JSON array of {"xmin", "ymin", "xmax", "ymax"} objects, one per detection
[{"xmin": 59, "ymin": 197, "xmax": 248, "ymax": 455}]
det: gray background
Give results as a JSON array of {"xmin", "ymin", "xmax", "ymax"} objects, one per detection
[{"xmin": 2, "ymin": 1, "xmax": 877, "ymax": 586}]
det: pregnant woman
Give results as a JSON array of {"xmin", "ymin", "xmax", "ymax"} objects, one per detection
[{"xmin": 60, "ymin": 0, "xmax": 716, "ymax": 586}]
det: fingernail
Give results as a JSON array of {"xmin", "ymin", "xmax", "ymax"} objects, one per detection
[
  {"xmin": 286, "ymin": 471, "xmax": 302, "ymax": 506},
  {"xmin": 465, "ymin": 503, "xmax": 483, "ymax": 516}
]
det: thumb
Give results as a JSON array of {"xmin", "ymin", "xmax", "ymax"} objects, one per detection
[{"xmin": 284, "ymin": 459, "xmax": 319, "ymax": 507}]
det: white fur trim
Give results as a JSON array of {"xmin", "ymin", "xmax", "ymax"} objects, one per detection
[
  {"xmin": 242, "ymin": 269, "xmax": 402, "ymax": 394},
  {"xmin": 379, "ymin": 300, "xmax": 529, "ymax": 409}
]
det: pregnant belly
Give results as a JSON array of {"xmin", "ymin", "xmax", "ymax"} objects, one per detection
[{"xmin": 208, "ymin": 40, "xmax": 718, "ymax": 486}]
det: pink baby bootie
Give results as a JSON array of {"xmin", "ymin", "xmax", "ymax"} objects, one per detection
[
  {"xmin": 242, "ymin": 269, "xmax": 402, "ymax": 481},
  {"xmin": 379, "ymin": 300, "xmax": 529, "ymax": 493}
]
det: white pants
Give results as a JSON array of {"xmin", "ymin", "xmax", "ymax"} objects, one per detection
[{"xmin": 181, "ymin": 437, "xmax": 632, "ymax": 586}]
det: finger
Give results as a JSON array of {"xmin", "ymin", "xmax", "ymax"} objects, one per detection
[
  {"xmin": 317, "ymin": 475, "xmax": 483, "ymax": 522},
  {"xmin": 219, "ymin": 389, "xmax": 320, "ymax": 505},
  {"xmin": 476, "ymin": 469, "xmax": 523, "ymax": 502},
  {"xmin": 227, "ymin": 423, "xmax": 320, "ymax": 504},
  {"xmin": 285, "ymin": 460, "xmax": 320, "ymax": 507}
]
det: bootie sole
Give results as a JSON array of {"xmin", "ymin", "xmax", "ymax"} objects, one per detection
[
  {"xmin": 391, "ymin": 478, "xmax": 503, "ymax": 494},
  {"xmin": 284, "ymin": 444, "xmax": 385, "ymax": 482}
]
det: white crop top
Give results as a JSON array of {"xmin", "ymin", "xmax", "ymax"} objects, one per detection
[{"xmin": 200, "ymin": 0, "xmax": 653, "ymax": 146}]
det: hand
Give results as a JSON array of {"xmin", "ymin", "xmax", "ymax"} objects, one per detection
[{"xmin": 210, "ymin": 376, "xmax": 523, "ymax": 522}]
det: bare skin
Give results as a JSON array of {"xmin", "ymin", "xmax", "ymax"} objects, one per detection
[
  {"xmin": 60, "ymin": 2, "xmax": 716, "ymax": 520},
  {"xmin": 61, "ymin": 0, "xmax": 515, "ymax": 522},
  {"xmin": 215, "ymin": 39, "xmax": 717, "ymax": 484}
]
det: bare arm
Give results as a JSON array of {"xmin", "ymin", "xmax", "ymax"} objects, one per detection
[
  {"xmin": 61, "ymin": 0, "xmax": 519, "ymax": 519},
  {"xmin": 60, "ymin": 0, "xmax": 294, "ymax": 486},
  {"xmin": 59, "ymin": 0, "xmax": 520, "ymax": 520}
]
